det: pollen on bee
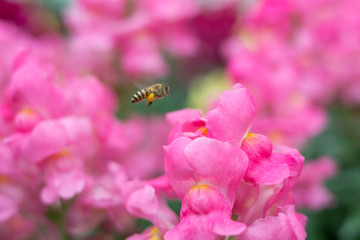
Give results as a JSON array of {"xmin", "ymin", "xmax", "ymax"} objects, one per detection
[{"xmin": 148, "ymin": 93, "xmax": 155, "ymax": 102}]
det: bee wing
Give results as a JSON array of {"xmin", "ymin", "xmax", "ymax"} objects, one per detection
[{"xmin": 133, "ymin": 81, "xmax": 157, "ymax": 89}]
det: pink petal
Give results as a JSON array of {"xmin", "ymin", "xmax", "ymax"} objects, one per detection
[
  {"xmin": 206, "ymin": 83, "xmax": 255, "ymax": 144},
  {"xmin": 21, "ymin": 120, "xmax": 68, "ymax": 163},
  {"xmin": 184, "ymin": 137, "xmax": 248, "ymax": 205},
  {"xmin": 166, "ymin": 185, "xmax": 245, "ymax": 240},
  {"xmin": 166, "ymin": 109, "xmax": 203, "ymax": 127},
  {"xmin": 164, "ymin": 137, "xmax": 196, "ymax": 199},
  {"xmin": 242, "ymin": 205, "xmax": 307, "ymax": 240},
  {"xmin": 0, "ymin": 195, "xmax": 18, "ymax": 222}
]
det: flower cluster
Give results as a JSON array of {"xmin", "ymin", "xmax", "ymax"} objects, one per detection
[
  {"xmin": 0, "ymin": 20, "xmax": 173, "ymax": 239},
  {"xmin": 65, "ymin": 0, "xmax": 201, "ymax": 82},
  {"xmin": 224, "ymin": 0, "xmax": 360, "ymax": 147},
  {"xmin": 132, "ymin": 84, "xmax": 306, "ymax": 239},
  {"xmin": 3, "ymin": 0, "xmax": 358, "ymax": 238}
]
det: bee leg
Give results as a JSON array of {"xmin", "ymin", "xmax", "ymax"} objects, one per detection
[{"xmin": 146, "ymin": 93, "xmax": 155, "ymax": 108}]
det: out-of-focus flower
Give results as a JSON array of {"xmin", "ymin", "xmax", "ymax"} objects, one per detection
[
  {"xmin": 225, "ymin": 39, "xmax": 327, "ymax": 148},
  {"xmin": 122, "ymin": 179, "xmax": 178, "ymax": 233},
  {"xmin": 293, "ymin": 157, "xmax": 337, "ymax": 210},
  {"xmin": 64, "ymin": 0, "xmax": 201, "ymax": 82},
  {"xmin": 0, "ymin": 20, "xmax": 172, "ymax": 238}
]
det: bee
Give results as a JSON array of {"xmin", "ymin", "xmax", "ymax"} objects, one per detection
[{"xmin": 131, "ymin": 82, "xmax": 170, "ymax": 108}]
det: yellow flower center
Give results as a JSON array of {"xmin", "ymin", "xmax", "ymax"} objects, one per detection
[
  {"xmin": 48, "ymin": 149, "xmax": 71, "ymax": 161},
  {"xmin": 196, "ymin": 127, "xmax": 208, "ymax": 136},
  {"xmin": 19, "ymin": 107, "xmax": 35, "ymax": 115},
  {"xmin": 149, "ymin": 226, "xmax": 162, "ymax": 240},
  {"xmin": 0, "ymin": 175, "xmax": 8, "ymax": 184}
]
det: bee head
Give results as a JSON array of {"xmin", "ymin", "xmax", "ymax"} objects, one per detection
[{"xmin": 162, "ymin": 83, "xmax": 170, "ymax": 95}]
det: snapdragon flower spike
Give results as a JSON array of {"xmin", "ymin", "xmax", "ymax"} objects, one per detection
[
  {"xmin": 164, "ymin": 185, "xmax": 246, "ymax": 240},
  {"xmin": 164, "ymin": 136, "xmax": 248, "ymax": 206}
]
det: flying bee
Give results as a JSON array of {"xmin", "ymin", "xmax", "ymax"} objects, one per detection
[{"xmin": 131, "ymin": 82, "xmax": 170, "ymax": 108}]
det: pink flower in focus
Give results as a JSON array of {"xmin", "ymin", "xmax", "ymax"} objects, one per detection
[
  {"xmin": 241, "ymin": 205, "xmax": 307, "ymax": 240},
  {"xmin": 165, "ymin": 136, "xmax": 248, "ymax": 205},
  {"xmin": 164, "ymin": 83, "xmax": 307, "ymax": 239},
  {"xmin": 164, "ymin": 185, "xmax": 246, "ymax": 240},
  {"xmin": 166, "ymin": 83, "xmax": 255, "ymax": 144}
]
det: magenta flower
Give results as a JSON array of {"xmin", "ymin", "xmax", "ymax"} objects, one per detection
[
  {"xmin": 164, "ymin": 83, "xmax": 307, "ymax": 239},
  {"xmin": 164, "ymin": 185, "xmax": 246, "ymax": 240},
  {"xmin": 241, "ymin": 133, "xmax": 304, "ymax": 186},
  {"xmin": 241, "ymin": 205, "xmax": 307, "ymax": 240},
  {"xmin": 166, "ymin": 83, "xmax": 255, "ymax": 144},
  {"xmin": 164, "ymin": 136, "xmax": 248, "ymax": 205}
]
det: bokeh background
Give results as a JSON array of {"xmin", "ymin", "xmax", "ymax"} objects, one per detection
[{"xmin": 1, "ymin": 0, "xmax": 360, "ymax": 239}]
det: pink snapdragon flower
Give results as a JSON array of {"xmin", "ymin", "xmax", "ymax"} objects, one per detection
[
  {"xmin": 165, "ymin": 185, "xmax": 246, "ymax": 240},
  {"xmin": 241, "ymin": 205, "xmax": 307, "ymax": 240},
  {"xmin": 165, "ymin": 136, "xmax": 248, "ymax": 205},
  {"xmin": 164, "ymin": 84, "xmax": 306, "ymax": 239},
  {"xmin": 167, "ymin": 83, "xmax": 255, "ymax": 144}
]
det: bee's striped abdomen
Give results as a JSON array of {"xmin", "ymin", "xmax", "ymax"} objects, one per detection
[{"xmin": 131, "ymin": 89, "xmax": 149, "ymax": 103}]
